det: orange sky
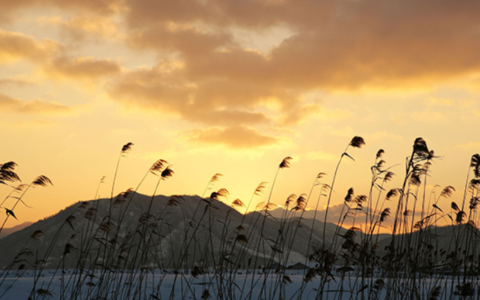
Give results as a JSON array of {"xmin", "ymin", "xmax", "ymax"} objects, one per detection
[{"xmin": 1, "ymin": 0, "xmax": 479, "ymax": 231}]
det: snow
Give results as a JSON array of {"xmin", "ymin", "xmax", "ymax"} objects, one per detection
[{"xmin": 0, "ymin": 268, "xmax": 471, "ymax": 299}]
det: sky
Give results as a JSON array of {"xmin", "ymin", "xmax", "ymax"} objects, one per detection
[{"xmin": 1, "ymin": 0, "xmax": 479, "ymax": 230}]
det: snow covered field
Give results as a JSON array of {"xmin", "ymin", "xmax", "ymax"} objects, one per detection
[{"xmin": 0, "ymin": 268, "xmax": 474, "ymax": 299}]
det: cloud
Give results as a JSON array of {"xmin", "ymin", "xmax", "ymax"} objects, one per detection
[
  {"xmin": 0, "ymin": 93, "xmax": 71, "ymax": 114},
  {"xmin": 108, "ymin": 63, "xmax": 195, "ymax": 115},
  {"xmin": 0, "ymin": 30, "xmax": 120, "ymax": 81},
  {"xmin": 188, "ymin": 109, "xmax": 270, "ymax": 126},
  {"xmin": 5, "ymin": 0, "xmax": 480, "ymax": 137},
  {"xmin": 107, "ymin": 0, "xmax": 480, "ymax": 130},
  {"xmin": 0, "ymin": 0, "xmax": 120, "ymax": 23},
  {"xmin": 0, "ymin": 29, "xmax": 59, "ymax": 64},
  {"xmin": 37, "ymin": 15, "xmax": 122, "ymax": 41},
  {"xmin": 182, "ymin": 125, "xmax": 279, "ymax": 149},
  {"xmin": 45, "ymin": 56, "xmax": 121, "ymax": 79},
  {"xmin": 124, "ymin": 0, "xmax": 335, "ymax": 30},
  {"xmin": 276, "ymin": 103, "xmax": 321, "ymax": 126},
  {"xmin": 122, "ymin": 0, "xmax": 480, "ymax": 92},
  {"xmin": 108, "ymin": 63, "xmax": 307, "ymax": 126},
  {"xmin": 6, "ymin": 0, "xmax": 480, "ymax": 92},
  {"xmin": 128, "ymin": 23, "xmax": 233, "ymax": 57},
  {"xmin": 0, "ymin": 77, "xmax": 34, "ymax": 87}
]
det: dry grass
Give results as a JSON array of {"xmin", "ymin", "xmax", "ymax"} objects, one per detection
[{"xmin": 0, "ymin": 137, "xmax": 479, "ymax": 300}]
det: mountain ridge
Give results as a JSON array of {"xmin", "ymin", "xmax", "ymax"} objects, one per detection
[
  {"xmin": 0, "ymin": 193, "xmax": 349, "ymax": 270},
  {"xmin": 0, "ymin": 193, "xmax": 470, "ymax": 271}
]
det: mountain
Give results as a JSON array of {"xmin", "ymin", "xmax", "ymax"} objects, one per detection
[
  {"xmin": 0, "ymin": 193, "xmax": 348, "ymax": 270},
  {"xmin": 0, "ymin": 222, "xmax": 33, "ymax": 239},
  {"xmin": 1, "ymin": 194, "xmax": 473, "ymax": 272},
  {"xmin": 375, "ymin": 223, "xmax": 480, "ymax": 257}
]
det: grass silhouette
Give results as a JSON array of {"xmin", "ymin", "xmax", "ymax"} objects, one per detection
[{"xmin": 0, "ymin": 137, "xmax": 479, "ymax": 299}]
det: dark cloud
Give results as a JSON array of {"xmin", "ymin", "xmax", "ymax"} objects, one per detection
[
  {"xmin": 124, "ymin": 0, "xmax": 480, "ymax": 90},
  {"xmin": 125, "ymin": 0, "xmax": 335, "ymax": 29}
]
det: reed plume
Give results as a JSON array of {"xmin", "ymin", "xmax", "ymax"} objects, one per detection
[
  {"xmin": 279, "ymin": 157, "xmax": 292, "ymax": 169},
  {"xmin": 0, "ymin": 161, "xmax": 20, "ymax": 184},
  {"xmin": 323, "ymin": 136, "xmax": 365, "ymax": 249},
  {"xmin": 110, "ymin": 142, "xmax": 134, "ymax": 207},
  {"xmin": 232, "ymin": 199, "xmax": 245, "ymax": 208}
]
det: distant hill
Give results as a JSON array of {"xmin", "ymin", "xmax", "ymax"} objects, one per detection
[
  {"xmin": 0, "ymin": 193, "xmax": 349, "ymax": 270},
  {"xmin": 0, "ymin": 222, "xmax": 33, "ymax": 239},
  {"xmin": 2, "ymin": 194, "xmax": 470, "ymax": 271}
]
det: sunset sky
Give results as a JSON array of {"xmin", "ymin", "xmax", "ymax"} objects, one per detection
[{"xmin": 1, "ymin": 0, "xmax": 479, "ymax": 229}]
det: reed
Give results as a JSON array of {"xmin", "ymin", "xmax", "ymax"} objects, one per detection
[{"xmin": 1, "ymin": 138, "xmax": 479, "ymax": 300}]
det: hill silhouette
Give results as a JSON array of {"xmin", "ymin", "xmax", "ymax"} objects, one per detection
[{"xmin": 0, "ymin": 193, "xmax": 349, "ymax": 270}]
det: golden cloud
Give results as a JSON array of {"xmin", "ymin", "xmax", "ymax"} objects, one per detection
[
  {"xmin": 182, "ymin": 125, "xmax": 279, "ymax": 149},
  {"xmin": 45, "ymin": 56, "xmax": 121, "ymax": 79},
  {"xmin": 0, "ymin": 77, "xmax": 34, "ymax": 87},
  {"xmin": 104, "ymin": 0, "xmax": 480, "ymax": 138},
  {"xmin": 128, "ymin": 23, "xmax": 232, "ymax": 56},
  {"xmin": 0, "ymin": 30, "xmax": 59, "ymax": 64},
  {"xmin": 276, "ymin": 103, "xmax": 321, "ymax": 126},
  {"xmin": 108, "ymin": 64, "xmax": 306, "ymax": 126},
  {"xmin": 0, "ymin": 93, "xmax": 70, "ymax": 114},
  {"xmin": 124, "ymin": 0, "xmax": 334, "ymax": 30},
  {"xmin": 122, "ymin": 0, "xmax": 480, "ymax": 92},
  {"xmin": 0, "ymin": 0, "xmax": 120, "ymax": 23},
  {"xmin": 109, "ymin": 64, "xmax": 319, "ymax": 126},
  {"xmin": 4, "ymin": 0, "xmax": 480, "ymax": 91},
  {"xmin": 108, "ymin": 64, "xmax": 193, "ymax": 114},
  {"xmin": 5, "ymin": 0, "xmax": 479, "ymax": 151},
  {"xmin": 38, "ymin": 15, "xmax": 122, "ymax": 41}
]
